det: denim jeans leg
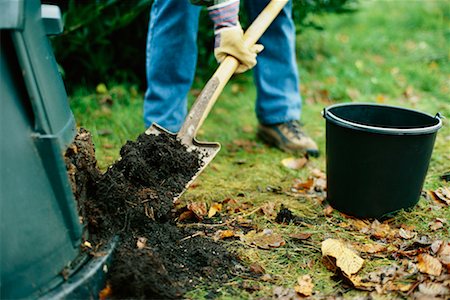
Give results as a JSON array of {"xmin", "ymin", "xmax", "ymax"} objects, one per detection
[
  {"xmin": 143, "ymin": 0, "xmax": 201, "ymax": 132},
  {"xmin": 245, "ymin": 0, "xmax": 302, "ymax": 125}
]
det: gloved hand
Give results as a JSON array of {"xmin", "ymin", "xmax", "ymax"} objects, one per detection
[{"xmin": 208, "ymin": 0, "xmax": 264, "ymax": 73}]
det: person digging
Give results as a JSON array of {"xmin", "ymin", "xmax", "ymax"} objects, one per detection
[{"xmin": 143, "ymin": 0, "xmax": 318, "ymax": 157}]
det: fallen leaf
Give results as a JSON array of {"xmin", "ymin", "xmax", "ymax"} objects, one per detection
[
  {"xmin": 273, "ymin": 286, "xmax": 300, "ymax": 300},
  {"xmin": 370, "ymin": 220, "xmax": 396, "ymax": 240},
  {"xmin": 242, "ymin": 229, "xmax": 285, "ymax": 250},
  {"xmin": 136, "ymin": 237, "xmax": 147, "ymax": 249},
  {"xmin": 289, "ymin": 233, "xmax": 312, "ymax": 240},
  {"xmin": 323, "ymin": 204, "xmax": 334, "ymax": 216},
  {"xmin": 353, "ymin": 242, "xmax": 387, "ymax": 254},
  {"xmin": 261, "ymin": 274, "xmax": 273, "ymax": 282},
  {"xmin": 187, "ymin": 202, "xmax": 207, "ymax": 219},
  {"xmin": 349, "ymin": 219, "xmax": 371, "ymax": 233},
  {"xmin": 417, "ymin": 253, "xmax": 442, "ymax": 276},
  {"xmin": 429, "ymin": 219, "xmax": 444, "ymax": 231},
  {"xmin": 293, "ymin": 178, "xmax": 314, "ymax": 192},
  {"xmin": 99, "ymin": 283, "xmax": 112, "ymax": 300},
  {"xmin": 314, "ymin": 178, "xmax": 327, "ymax": 192},
  {"xmin": 436, "ymin": 242, "xmax": 450, "ymax": 271},
  {"xmin": 260, "ymin": 202, "xmax": 277, "ymax": 217},
  {"xmin": 282, "ymin": 157, "xmax": 308, "ymax": 170},
  {"xmin": 399, "ymin": 228, "xmax": 416, "ymax": 239},
  {"xmin": 430, "ymin": 187, "xmax": 450, "ymax": 205},
  {"xmin": 321, "ymin": 239, "xmax": 364, "ymax": 276},
  {"xmin": 310, "ymin": 168, "xmax": 326, "ymax": 179},
  {"xmin": 418, "ymin": 282, "xmax": 450, "ymax": 297},
  {"xmin": 294, "ymin": 275, "xmax": 314, "ymax": 297},
  {"xmin": 249, "ymin": 263, "xmax": 265, "ymax": 274},
  {"xmin": 83, "ymin": 241, "xmax": 93, "ymax": 249},
  {"xmin": 213, "ymin": 229, "xmax": 235, "ymax": 241},
  {"xmin": 178, "ymin": 210, "xmax": 195, "ymax": 222},
  {"xmin": 208, "ymin": 203, "xmax": 222, "ymax": 218}
]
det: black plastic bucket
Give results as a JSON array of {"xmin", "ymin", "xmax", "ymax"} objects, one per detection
[{"xmin": 323, "ymin": 103, "xmax": 442, "ymax": 218}]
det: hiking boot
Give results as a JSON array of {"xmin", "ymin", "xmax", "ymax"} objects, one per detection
[{"xmin": 257, "ymin": 120, "xmax": 319, "ymax": 157}]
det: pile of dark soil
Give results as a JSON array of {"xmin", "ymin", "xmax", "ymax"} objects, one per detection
[{"xmin": 66, "ymin": 129, "xmax": 239, "ymax": 299}]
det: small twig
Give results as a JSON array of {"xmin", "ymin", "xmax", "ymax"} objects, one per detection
[{"xmin": 179, "ymin": 231, "xmax": 205, "ymax": 242}]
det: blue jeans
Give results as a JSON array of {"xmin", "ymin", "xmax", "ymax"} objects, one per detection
[{"xmin": 144, "ymin": 0, "xmax": 301, "ymax": 132}]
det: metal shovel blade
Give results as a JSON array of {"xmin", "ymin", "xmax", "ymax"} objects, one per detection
[{"xmin": 145, "ymin": 123, "xmax": 220, "ymax": 202}]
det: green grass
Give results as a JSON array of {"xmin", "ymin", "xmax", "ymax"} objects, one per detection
[{"xmin": 69, "ymin": 0, "xmax": 450, "ymax": 298}]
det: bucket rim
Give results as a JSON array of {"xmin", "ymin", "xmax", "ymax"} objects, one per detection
[{"xmin": 323, "ymin": 103, "xmax": 442, "ymax": 135}]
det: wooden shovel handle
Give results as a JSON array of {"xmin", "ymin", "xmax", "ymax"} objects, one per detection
[{"xmin": 177, "ymin": 0, "xmax": 289, "ymax": 144}]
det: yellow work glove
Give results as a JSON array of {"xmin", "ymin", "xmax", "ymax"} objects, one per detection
[{"xmin": 214, "ymin": 25, "xmax": 264, "ymax": 73}]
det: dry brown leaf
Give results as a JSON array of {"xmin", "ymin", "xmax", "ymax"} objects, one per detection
[
  {"xmin": 321, "ymin": 238, "xmax": 364, "ymax": 276},
  {"xmin": 431, "ymin": 187, "xmax": 450, "ymax": 205},
  {"xmin": 178, "ymin": 210, "xmax": 195, "ymax": 222},
  {"xmin": 417, "ymin": 253, "xmax": 442, "ymax": 276},
  {"xmin": 436, "ymin": 242, "xmax": 450, "ymax": 271},
  {"xmin": 370, "ymin": 220, "xmax": 396, "ymax": 239},
  {"xmin": 273, "ymin": 286, "xmax": 301, "ymax": 300},
  {"xmin": 282, "ymin": 157, "xmax": 308, "ymax": 170},
  {"xmin": 429, "ymin": 219, "xmax": 445, "ymax": 231},
  {"xmin": 208, "ymin": 203, "xmax": 222, "ymax": 218},
  {"xmin": 289, "ymin": 233, "xmax": 312, "ymax": 240},
  {"xmin": 99, "ymin": 283, "xmax": 113, "ymax": 300},
  {"xmin": 136, "ymin": 237, "xmax": 147, "ymax": 249},
  {"xmin": 249, "ymin": 263, "xmax": 265, "ymax": 274},
  {"xmin": 242, "ymin": 229, "xmax": 286, "ymax": 250},
  {"xmin": 418, "ymin": 282, "xmax": 450, "ymax": 297},
  {"xmin": 349, "ymin": 219, "xmax": 371, "ymax": 233},
  {"xmin": 187, "ymin": 202, "xmax": 207, "ymax": 219},
  {"xmin": 399, "ymin": 228, "xmax": 416, "ymax": 239},
  {"xmin": 260, "ymin": 202, "xmax": 277, "ymax": 217},
  {"xmin": 323, "ymin": 204, "xmax": 334, "ymax": 216},
  {"xmin": 294, "ymin": 275, "xmax": 314, "ymax": 297},
  {"xmin": 293, "ymin": 178, "xmax": 315, "ymax": 192},
  {"xmin": 314, "ymin": 178, "xmax": 327, "ymax": 192},
  {"xmin": 310, "ymin": 168, "xmax": 326, "ymax": 179},
  {"xmin": 353, "ymin": 242, "xmax": 387, "ymax": 254}
]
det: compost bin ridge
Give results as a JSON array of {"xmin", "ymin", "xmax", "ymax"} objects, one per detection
[{"xmin": 65, "ymin": 128, "xmax": 239, "ymax": 299}]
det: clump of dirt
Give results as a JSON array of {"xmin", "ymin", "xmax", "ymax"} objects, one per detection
[
  {"xmin": 66, "ymin": 129, "xmax": 239, "ymax": 299},
  {"xmin": 275, "ymin": 206, "xmax": 311, "ymax": 225}
]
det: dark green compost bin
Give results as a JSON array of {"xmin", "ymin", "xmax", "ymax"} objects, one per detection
[{"xmin": 0, "ymin": 0, "xmax": 114, "ymax": 298}]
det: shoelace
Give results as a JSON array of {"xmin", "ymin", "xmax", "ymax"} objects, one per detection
[{"xmin": 285, "ymin": 120, "xmax": 304, "ymax": 137}]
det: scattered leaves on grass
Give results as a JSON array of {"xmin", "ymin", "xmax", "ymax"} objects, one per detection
[
  {"xmin": 323, "ymin": 204, "xmax": 334, "ymax": 216},
  {"xmin": 294, "ymin": 275, "xmax": 314, "ymax": 297},
  {"xmin": 242, "ymin": 229, "xmax": 285, "ymax": 250},
  {"xmin": 260, "ymin": 201, "xmax": 277, "ymax": 217},
  {"xmin": 281, "ymin": 157, "xmax": 308, "ymax": 170},
  {"xmin": 417, "ymin": 253, "xmax": 442, "ymax": 276},
  {"xmin": 321, "ymin": 238, "xmax": 364, "ymax": 276},
  {"xmin": 399, "ymin": 227, "xmax": 416, "ymax": 240},
  {"xmin": 429, "ymin": 218, "xmax": 445, "ymax": 231}
]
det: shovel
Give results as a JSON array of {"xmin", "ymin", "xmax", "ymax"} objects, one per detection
[{"xmin": 145, "ymin": 0, "xmax": 289, "ymax": 201}]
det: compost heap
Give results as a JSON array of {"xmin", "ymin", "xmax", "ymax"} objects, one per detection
[{"xmin": 65, "ymin": 129, "xmax": 238, "ymax": 299}]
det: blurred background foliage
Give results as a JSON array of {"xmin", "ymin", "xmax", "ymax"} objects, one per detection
[{"xmin": 48, "ymin": 0, "xmax": 356, "ymax": 90}]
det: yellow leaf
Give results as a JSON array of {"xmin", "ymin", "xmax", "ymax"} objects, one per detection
[
  {"xmin": 208, "ymin": 203, "xmax": 222, "ymax": 218},
  {"xmin": 281, "ymin": 157, "xmax": 308, "ymax": 170},
  {"xmin": 136, "ymin": 237, "xmax": 147, "ymax": 249},
  {"xmin": 417, "ymin": 253, "xmax": 442, "ymax": 276},
  {"xmin": 294, "ymin": 275, "xmax": 314, "ymax": 297},
  {"xmin": 321, "ymin": 238, "xmax": 364, "ymax": 276}
]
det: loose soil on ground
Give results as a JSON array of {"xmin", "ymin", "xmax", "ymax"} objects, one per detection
[{"xmin": 65, "ymin": 129, "xmax": 240, "ymax": 299}]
